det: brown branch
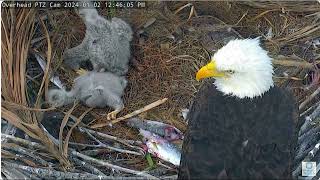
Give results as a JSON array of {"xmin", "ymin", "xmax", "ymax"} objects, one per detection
[
  {"xmin": 272, "ymin": 58, "xmax": 315, "ymax": 69},
  {"xmin": 300, "ymin": 101, "xmax": 320, "ymax": 117},
  {"xmin": 91, "ymin": 98, "xmax": 168, "ymax": 128},
  {"xmin": 299, "ymin": 87, "xmax": 320, "ymax": 110}
]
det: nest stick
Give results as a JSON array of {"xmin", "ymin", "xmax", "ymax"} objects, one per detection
[
  {"xmin": 2, "ymin": 101, "xmax": 55, "ymax": 112},
  {"xmin": 71, "ymin": 151, "xmax": 159, "ymax": 179},
  {"xmin": 300, "ymin": 101, "xmax": 320, "ymax": 117},
  {"xmin": 272, "ymin": 59, "xmax": 315, "ymax": 69},
  {"xmin": 78, "ymin": 126, "xmax": 142, "ymax": 146},
  {"xmin": 2, "ymin": 123, "xmax": 17, "ymax": 143},
  {"xmin": 308, "ymin": 143, "xmax": 320, "ymax": 158},
  {"xmin": 71, "ymin": 156, "xmax": 107, "ymax": 176},
  {"xmin": 80, "ymin": 149, "xmax": 107, "ymax": 156},
  {"xmin": 63, "ymin": 107, "xmax": 92, "ymax": 157},
  {"xmin": 2, "ymin": 134, "xmax": 46, "ymax": 150},
  {"xmin": 2, "ymin": 164, "xmax": 33, "ymax": 179},
  {"xmin": 91, "ymin": 98, "xmax": 168, "ymax": 128},
  {"xmin": 293, "ymin": 142, "xmax": 320, "ymax": 177},
  {"xmin": 82, "ymin": 128, "xmax": 143, "ymax": 156},
  {"xmin": 59, "ymin": 103, "xmax": 77, "ymax": 157},
  {"xmin": 299, "ymin": 104, "xmax": 320, "ymax": 135},
  {"xmin": 3, "ymin": 162, "xmax": 111, "ymax": 179},
  {"xmin": 299, "ymin": 87, "xmax": 320, "ymax": 110},
  {"xmin": 2, "ymin": 144, "xmax": 51, "ymax": 167}
]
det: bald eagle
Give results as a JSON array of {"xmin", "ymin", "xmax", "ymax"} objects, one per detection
[
  {"xmin": 48, "ymin": 72, "xmax": 127, "ymax": 120},
  {"xmin": 178, "ymin": 38, "xmax": 298, "ymax": 179}
]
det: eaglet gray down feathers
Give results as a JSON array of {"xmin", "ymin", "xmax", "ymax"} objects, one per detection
[{"xmin": 48, "ymin": 72, "xmax": 127, "ymax": 120}]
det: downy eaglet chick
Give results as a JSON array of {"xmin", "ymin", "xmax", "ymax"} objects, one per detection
[
  {"xmin": 48, "ymin": 72, "xmax": 127, "ymax": 120},
  {"xmin": 63, "ymin": 6, "xmax": 133, "ymax": 76}
]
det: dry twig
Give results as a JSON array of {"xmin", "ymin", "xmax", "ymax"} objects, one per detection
[
  {"xmin": 2, "ymin": 143, "xmax": 52, "ymax": 167},
  {"xmin": 71, "ymin": 156, "xmax": 107, "ymax": 176},
  {"xmin": 71, "ymin": 151, "xmax": 159, "ymax": 179},
  {"xmin": 272, "ymin": 59, "xmax": 314, "ymax": 69},
  {"xmin": 299, "ymin": 87, "xmax": 320, "ymax": 110},
  {"xmin": 299, "ymin": 104, "xmax": 320, "ymax": 136},
  {"xmin": 78, "ymin": 126, "xmax": 143, "ymax": 147},
  {"xmin": 1, "ymin": 134, "xmax": 46, "ymax": 150},
  {"xmin": 82, "ymin": 128, "xmax": 143, "ymax": 156},
  {"xmin": 91, "ymin": 98, "xmax": 168, "ymax": 128},
  {"xmin": 64, "ymin": 107, "xmax": 92, "ymax": 157},
  {"xmin": 59, "ymin": 102, "xmax": 78, "ymax": 158},
  {"xmin": 3, "ymin": 162, "xmax": 117, "ymax": 179},
  {"xmin": 2, "ymin": 164, "xmax": 35, "ymax": 179}
]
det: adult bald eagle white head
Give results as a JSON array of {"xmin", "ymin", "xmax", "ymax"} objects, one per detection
[
  {"xmin": 178, "ymin": 38, "xmax": 298, "ymax": 179},
  {"xmin": 196, "ymin": 38, "xmax": 274, "ymax": 98}
]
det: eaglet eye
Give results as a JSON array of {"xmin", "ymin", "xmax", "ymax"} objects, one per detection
[{"xmin": 92, "ymin": 39, "xmax": 99, "ymax": 44}]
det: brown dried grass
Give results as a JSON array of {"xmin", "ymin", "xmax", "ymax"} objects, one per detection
[{"xmin": 1, "ymin": 8, "xmax": 70, "ymax": 168}]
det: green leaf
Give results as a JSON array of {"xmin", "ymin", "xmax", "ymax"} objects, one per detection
[
  {"xmin": 146, "ymin": 153, "xmax": 154, "ymax": 167},
  {"xmin": 144, "ymin": 153, "xmax": 156, "ymax": 171}
]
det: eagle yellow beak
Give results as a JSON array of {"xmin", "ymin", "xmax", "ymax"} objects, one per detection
[{"xmin": 196, "ymin": 61, "xmax": 225, "ymax": 81}]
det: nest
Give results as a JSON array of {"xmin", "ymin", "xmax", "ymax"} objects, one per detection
[{"xmin": 1, "ymin": 1, "xmax": 320, "ymax": 179}]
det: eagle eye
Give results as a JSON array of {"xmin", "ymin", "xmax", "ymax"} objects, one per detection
[{"xmin": 226, "ymin": 70, "xmax": 235, "ymax": 74}]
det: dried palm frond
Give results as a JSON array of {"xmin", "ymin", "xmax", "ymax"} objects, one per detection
[{"xmin": 1, "ymin": 8, "xmax": 70, "ymax": 168}]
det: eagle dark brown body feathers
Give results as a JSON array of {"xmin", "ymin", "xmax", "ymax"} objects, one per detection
[{"xmin": 178, "ymin": 81, "xmax": 298, "ymax": 179}]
